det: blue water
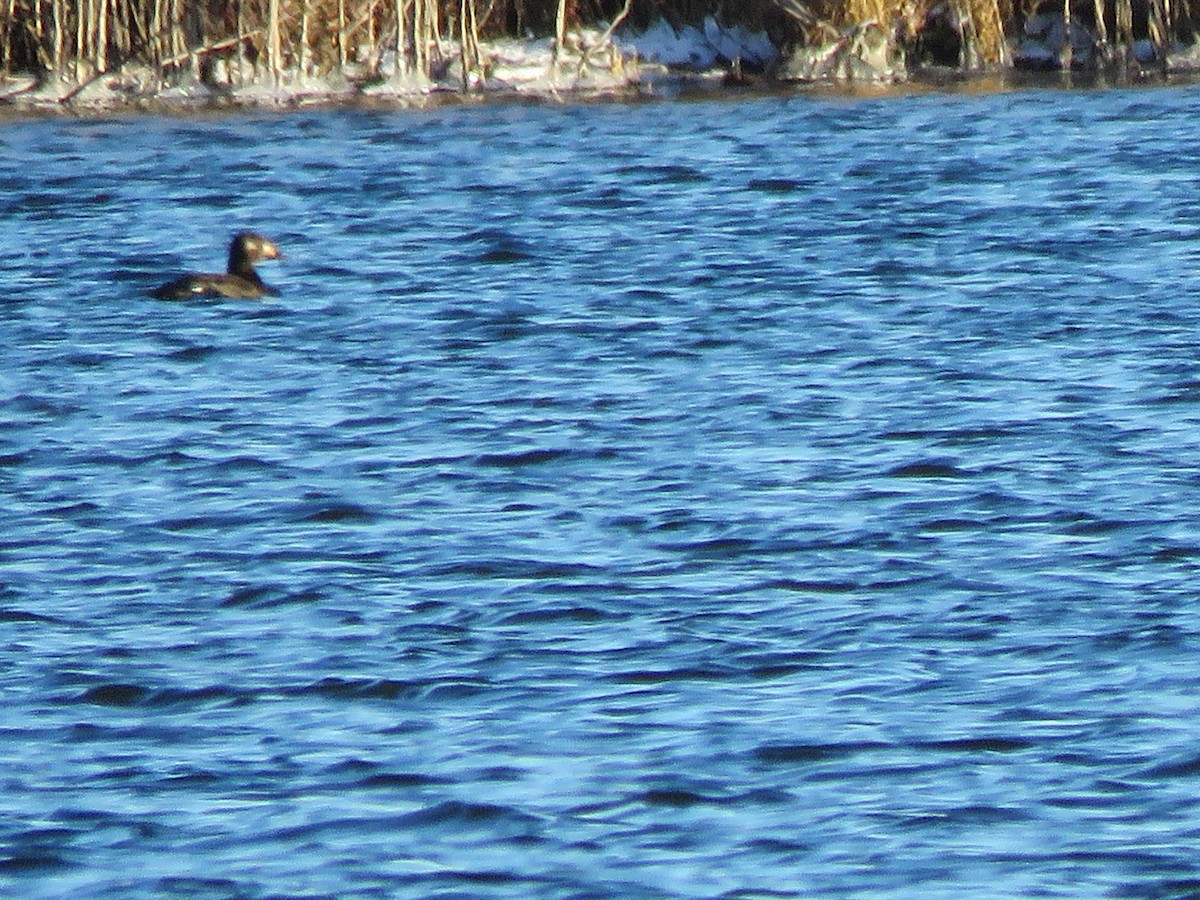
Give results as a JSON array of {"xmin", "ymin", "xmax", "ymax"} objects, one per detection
[{"xmin": 5, "ymin": 86, "xmax": 1200, "ymax": 897}]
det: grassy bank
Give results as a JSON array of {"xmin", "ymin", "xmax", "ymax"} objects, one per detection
[
  {"xmin": 0, "ymin": 0, "xmax": 1194, "ymax": 92},
  {"xmin": 0, "ymin": 1, "xmax": 731, "ymax": 84}
]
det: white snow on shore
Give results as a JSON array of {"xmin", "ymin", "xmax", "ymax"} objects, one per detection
[{"xmin": 619, "ymin": 17, "xmax": 778, "ymax": 69}]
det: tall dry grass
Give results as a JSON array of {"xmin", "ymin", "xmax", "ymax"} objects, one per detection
[
  {"xmin": 0, "ymin": 0, "xmax": 526, "ymax": 81},
  {"xmin": 0, "ymin": 0, "xmax": 1194, "ymax": 84}
]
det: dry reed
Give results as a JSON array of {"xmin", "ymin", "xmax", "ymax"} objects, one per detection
[{"xmin": 0, "ymin": 0, "xmax": 1193, "ymax": 87}]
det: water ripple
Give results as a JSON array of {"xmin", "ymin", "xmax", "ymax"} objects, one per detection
[{"xmin": 4, "ymin": 89, "xmax": 1200, "ymax": 897}]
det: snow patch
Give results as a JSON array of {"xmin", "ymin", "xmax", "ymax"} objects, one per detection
[{"xmin": 620, "ymin": 17, "xmax": 778, "ymax": 69}]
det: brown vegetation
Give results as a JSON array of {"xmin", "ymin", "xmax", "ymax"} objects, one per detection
[
  {"xmin": 0, "ymin": 0, "xmax": 657, "ymax": 84},
  {"xmin": 0, "ymin": 0, "xmax": 1195, "ymax": 90}
]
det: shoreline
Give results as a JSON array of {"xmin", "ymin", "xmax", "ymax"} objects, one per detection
[
  {"xmin": 0, "ymin": 18, "xmax": 771, "ymax": 116},
  {"xmin": 4, "ymin": 16, "xmax": 1200, "ymax": 120},
  {"xmin": 4, "ymin": 68, "xmax": 1198, "ymax": 121}
]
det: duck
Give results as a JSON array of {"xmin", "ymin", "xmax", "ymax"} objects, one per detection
[{"xmin": 150, "ymin": 232, "xmax": 281, "ymax": 300}]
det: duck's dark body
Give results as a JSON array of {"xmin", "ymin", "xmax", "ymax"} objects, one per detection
[{"xmin": 150, "ymin": 232, "xmax": 281, "ymax": 300}]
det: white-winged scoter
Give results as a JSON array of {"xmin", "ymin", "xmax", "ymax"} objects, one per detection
[{"xmin": 150, "ymin": 232, "xmax": 281, "ymax": 300}]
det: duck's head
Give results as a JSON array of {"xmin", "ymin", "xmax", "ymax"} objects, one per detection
[{"xmin": 228, "ymin": 232, "xmax": 281, "ymax": 274}]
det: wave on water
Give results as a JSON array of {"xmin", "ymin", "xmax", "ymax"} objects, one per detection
[{"xmin": 4, "ymin": 89, "xmax": 1200, "ymax": 898}]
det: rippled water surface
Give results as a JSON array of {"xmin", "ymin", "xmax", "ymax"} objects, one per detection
[{"xmin": 6, "ymin": 86, "xmax": 1200, "ymax": 897}]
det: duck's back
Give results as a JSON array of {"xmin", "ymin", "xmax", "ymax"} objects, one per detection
[{"xmin": 149, "ymin": 273, "xmax": 277, "ymax": 300}]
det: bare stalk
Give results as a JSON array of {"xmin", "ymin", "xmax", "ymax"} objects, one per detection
[
  {"xmin": 299, "ymin": 0, "xmax": 310, "ymax": 79},
  {"xmin": 417, "ymin": 0, "xmax": 436, "ymax": 77},
  {"xmin": 267, "ymin": 0, "xmax": 282, "ymax": 82},
  {"xmin": 53, "ymin": 0, "xmax": 65, "ymax": 74},
  {"xmin": 236, "ymin": 0, "xmax": 245, "ymax": 82},
  {"xmin": 1115, "ymin": 0, "xmax": 1133, "ymax": 59},
  {"xmin": 337, "ymin": 0, "xmax": 346, "ymax": 68},
  {"xmin": 577, "ymin": 0, "xmax": 633, "ymax": 74},
  {"xmin": 76, "ymin": 0, "xmax": 88, "ymax": 81},
  {"xmin": 459, "ymin": 0, "xmax": 480, "ymax": 88},
  {"xmin": 96, "ymin": 0, "xmax": 107, "ymax": 72},
  {"xmin": 1, "ymin": 0, "xmax": 12, "ymax": 74},
  {"xmin": 1092, "ymin": 0, "xmax": 1108, "ymax": 52},
  {"xmin": 400, "ymin": 0, "xmax": 410, "ymax": 77},
  {"xmin": 552, "ymin": 0, "xmax": 569, "ymax": 75},
  {"xmin": 1061, "ymin": 0, "xmax": 1072, "ymax": 70}
]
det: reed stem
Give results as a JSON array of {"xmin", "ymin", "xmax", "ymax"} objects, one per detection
[{"xmin": 1, "ymin": 0, "xmax": 1195, "ymax": 92}]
